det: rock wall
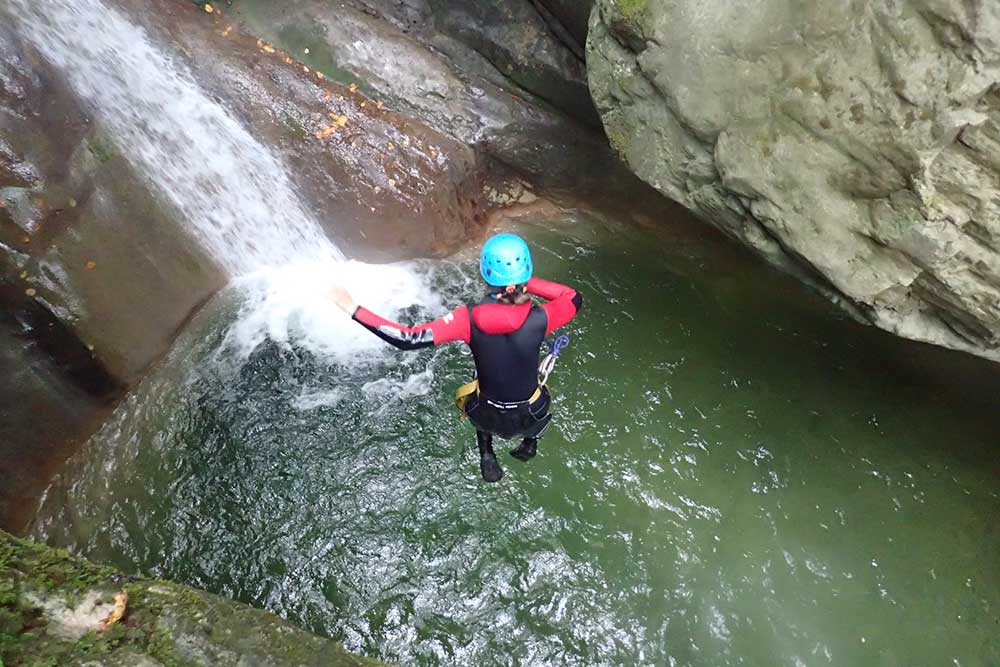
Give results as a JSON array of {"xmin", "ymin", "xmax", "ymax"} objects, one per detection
[
  {"xmin": 588, "ymin": 0, "xmax": 1000, "ymax": 361},
  {"xmin": 0, "ymin": 530, "xmax": 383, "ymax": 666},
  {"xmin": 224, "ymin": 0, "xmax": 665, "ymax": 209}
]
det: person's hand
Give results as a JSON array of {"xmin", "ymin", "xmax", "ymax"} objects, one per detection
[{"xmin": 329, "ymin": 285, "xmax": 357, "ymax": 314}]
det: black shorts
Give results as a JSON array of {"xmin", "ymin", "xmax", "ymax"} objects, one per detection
[{"xmin": 464, "ymin": 387, "xmax": 552, "ymax": 440}]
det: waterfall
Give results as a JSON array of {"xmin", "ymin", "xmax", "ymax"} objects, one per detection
[
  {"xmin": 7, "ymin": 0, "xmax": 341, "ymax": 275},
  {"xmin": 6, "ymin": 0, "xmax": 454, "ymax": 363}
]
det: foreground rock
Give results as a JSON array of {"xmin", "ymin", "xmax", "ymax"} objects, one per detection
[
  {"xmin": 588, "ymin": 0, "xmax": 1000, "ymax": 361},
  {"xmin": 0, "ymin": 530, "xmax": 383, "ymax": 666}
]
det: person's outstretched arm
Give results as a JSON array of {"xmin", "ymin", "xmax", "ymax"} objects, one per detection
[
  {"xmin": 525, "ymin": 277, "xmax": 583, "ymax": 335},
  {"xmin": 330, "ymin": 287, "xmax": 470, "ymax": 351}
]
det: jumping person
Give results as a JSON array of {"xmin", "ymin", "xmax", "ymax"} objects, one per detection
[{"xmin": 328, "ymin": 233, "xmax": 583, "ymax": 482}]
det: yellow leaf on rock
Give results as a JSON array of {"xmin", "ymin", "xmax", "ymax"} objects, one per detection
[
  {"xmin": 97, "ymin": 592, "xmax": 128, "ymax": 631},
  {"xmin": 263, "ymin": 45, "xmax": 275, "ymax": 54},
  {"xmin": 316, "ymin": 71, "xmax": 324, "ymax": 80},
  {"xmin": 336, "ymin": 115, "xmax": 348, "ymax": 127},
  {"xmin": 349, "ymin": 83, "xmax": 358, "ymax": 92},
  {"xmin": 204, "ymin": 3, "xmax": 213, "ymax": 13},
  {"xmin": 19, "ymin": 271, "xmax": 27, "ymax": 279}
]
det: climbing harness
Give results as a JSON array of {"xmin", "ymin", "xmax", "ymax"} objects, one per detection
[
  {"xmin": 454, "ymin": 335, "xmax": 569, "ymax": 416},
  {"xmin": 538, "ymin": 334, "xmax": 570, "ymax": 387}
]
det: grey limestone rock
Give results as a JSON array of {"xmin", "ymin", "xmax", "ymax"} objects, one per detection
[{"xmin": 588, "ymin": 0, "xmax": 1000, "ymax": 361}]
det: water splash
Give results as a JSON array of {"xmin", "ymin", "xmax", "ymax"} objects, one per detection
[
  {"xmin": 222, "ymin": 259, "xmax": 446, "ymax": 363},
  {"xmin": 7, "ymin": 0, "xmax": 340, "ymax": 274}
]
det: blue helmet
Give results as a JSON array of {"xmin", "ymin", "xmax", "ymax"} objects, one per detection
[{"xmin": 480, "ymin": 233, "xmax": 532, "ymax": 286}]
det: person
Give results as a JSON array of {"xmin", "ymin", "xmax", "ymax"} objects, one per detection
[{"xmin": 329, "ymin": 233, "xmax": 583, "ymax": 482}]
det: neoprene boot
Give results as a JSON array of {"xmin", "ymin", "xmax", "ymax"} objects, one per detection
[
  {"xmin": 477, "ymin": 430, "xmax": 504, "ymax": 482},
  {"xmin": 510, "ymin": 437, "xmax": 538, "ymax": 461}
]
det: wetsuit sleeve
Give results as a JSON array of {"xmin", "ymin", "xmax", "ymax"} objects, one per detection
[
  {"xmin": 352, "ymin": 304, "xmax": 470, "ymax": 351},
  {"xmin": 526, "ymin": 277, "xmax": 583, "ymax": 335}
]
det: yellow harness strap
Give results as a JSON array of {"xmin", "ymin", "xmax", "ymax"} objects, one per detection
[
  {"xmin": 454, "ymin": 381, "xmax": 542, "ymax": 417},
  {"xmin": 454, "ymin": 379, "xmax": 479, "ymax": 413}
]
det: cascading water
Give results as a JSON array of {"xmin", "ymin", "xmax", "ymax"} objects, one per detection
[
  {"xmin": 5, "ymin": 0, "xmax": 438, "ymax": 359},
  {"xmin": 7, "ymin": 0, "xmax": 337, "ymax": 274},
  {"xmin": 8, "ymin": 2, "xmax": 1000, "ymax": 667}
]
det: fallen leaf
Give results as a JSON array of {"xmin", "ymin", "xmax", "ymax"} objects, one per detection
[
  {"xmin": 68, "ymin": 198, "xmax": 77, "ymax": 208},
  {"xmin": 25, "ymin": 288, "xmax": 36, "ymax": 297},
  {"xmin": 86, "ymin": 261, "xmax": 97, "ymax": 270},
  {"xmin": 97, "ymin": 592, "xmax": 128, "ymax": 631},
  {"xmin": 19, "ymin": 271, "xmax": 27, "ymax": 279},
  {"xmin": 316, "ymin": 71, "xmax": 324, "ymax": 80},
  {"xmin": 203, "ymin": 3, "xmax": 213, "ymax": 13},
  {"xmin": 263, "ymin": 44, "xmax": 275, "ymax": 54},
  {"xmin": 349, "ymin": 83, "xmax": 358, "ymax": 92},
  {"xmin": 316, "ymin": 126, "xmax": 336, "ymax": 140},
  {"xmin": 336, "ymin": 115, "xmax": 348, "ymax": 127}
]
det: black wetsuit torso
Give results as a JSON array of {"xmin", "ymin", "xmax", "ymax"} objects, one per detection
[{"xmin": 469, "ymin": 302, "xmax": 548, "ymax": 402}]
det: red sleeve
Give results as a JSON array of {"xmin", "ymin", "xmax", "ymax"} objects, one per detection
[
  {"xmin": 526, "ymin": 277, "xmax": 583, "ymax": 336},
  {"xmin": 353, "ymin": 304, "xmax": 470, "ymax": 349}
]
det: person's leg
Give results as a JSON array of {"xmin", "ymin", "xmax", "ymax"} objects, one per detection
[
  {"xmin": 477, "ymin": 430, "xmax": 504, "ymax": 482},
  {"xmin": 510, "ymin": 397, "xmax": 552, "ymax": 461},
  {"xmin": 509, "ymin": 437, "xmax": 537, "ymax": 461}
]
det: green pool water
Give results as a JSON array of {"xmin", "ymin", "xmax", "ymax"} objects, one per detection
[{"xmin": 32, "ymin": 214, "xmax": 1000, "ymax": 666}]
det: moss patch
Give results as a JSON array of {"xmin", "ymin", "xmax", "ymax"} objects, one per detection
[
  {"xmin": 615, "ymin": 0, "xmax": 649, "ymax": 22},
  {"xmin": 87, "ymin": 139, "xmax": 114, "ymax": 164}
]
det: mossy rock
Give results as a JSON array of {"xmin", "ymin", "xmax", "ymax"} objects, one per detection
[{"xmin": 0, "ymin": 530, "xmax": 386, "ymax": 667}]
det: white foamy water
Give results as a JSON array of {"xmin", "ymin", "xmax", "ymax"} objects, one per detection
[
  {"xmin": 223, "ymin": 259, "xmax": 445, "ymax": 363},
  {"xmin": 8, "ymin": 0, "xmax": 445, "ymax": 362},
  {"xmin": 7, "ymin": 0, "xmax": 338, "ymax": 273}
]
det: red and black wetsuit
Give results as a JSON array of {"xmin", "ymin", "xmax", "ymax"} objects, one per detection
[{"xmin": 351, "ymin": 277, "xmax": 582, "ymax": 439}]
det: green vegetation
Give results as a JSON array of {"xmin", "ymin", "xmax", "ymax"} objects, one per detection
[
  {"xmin": 86, "ymin": 140, "xmax": 113, "ymax": 164},
  {"xmin": 615, "ymin": 0, "xmax": 649, "ymax": 21}
]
